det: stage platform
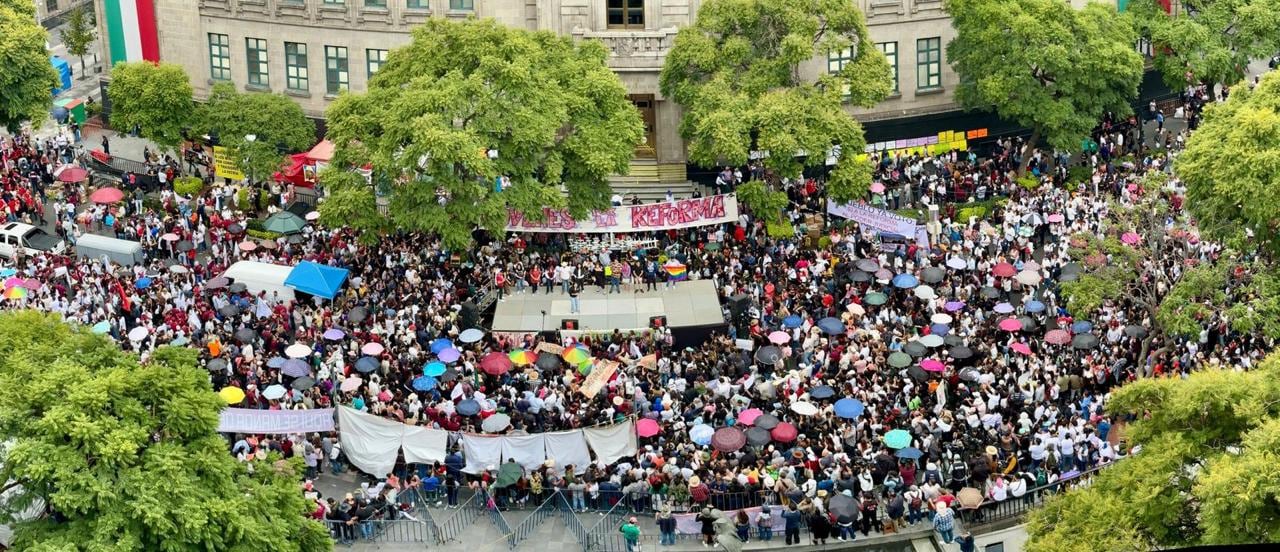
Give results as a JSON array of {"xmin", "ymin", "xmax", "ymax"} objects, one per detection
[{"xmin": 491, "ymin": 279, "xmax": 724, "ymax": 332}]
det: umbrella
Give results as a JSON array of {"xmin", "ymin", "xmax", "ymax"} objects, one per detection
[
  {"xmin": 286, "ymin": 343, "xmax": 311, "ymax": 358},
  {"xmin": 1121, "ymin": 232, "xmax": 1141, "ymax": 245},
  {"xmin": 1072, "ymin": 334, "xmax": 1099, "ymax": 350},
  {"xmin": 944, "ymin": 335, "xmax": 965, "ymax": 347},
  {"xmin": 949, "ymin": 346, "xmax": 973, "ymax": 360},
  {"xmin": 810, "ymin": 385, "xmax": 836, "ymax": 400},
  {"xmin": 755, "ymin": 345, "xmax": 783, "ymax": 365},
  {"xmin": 892, "ymin": 273, "xmax": 919, "ymax": 289},
  {"xmin": 745, "ymin": 426, "xmax": 772, "ymax": 446},
  {"xmin": 258, "ymin": 240, "xmax": 277, "ymax": 250},
  {"xmin": 305, "ymin": 211, "xmax": 321, "ymax": 221},
  {"xmin": 918, "ymin": 334, "xmax": 944, "ymax": 348},
  {"xmin": 816, "ymin": 317, "xmax": 844, "ymax": 335},
  {"xmin": 508, "ymin": 349, "xmax": 537, "ymax": 366},
  {"xmin": 205, "ymin": 276, "xmax": 229, "ymax": 289},
  {"xmin": 829, "ymin": 493, "xmax": 858, "ymax": 519},
  {"xmin": 847, "ymin": 302, "xmax": 865, "ymax": 316},
  {"xmin": 355, "ymin": 356, "xmax": 380, "ymax": 373},
  {"xmin": 944, "ymin": 301, "xmax": 966, "ymax": 312},
  {"xmin": 855, "ymin": 259, "xmax": 879, "ymax": 272},
  {"xmin": 134, "ymin": 277, "xmax": 153, "ymax": 290},
  {"xmin": 920, "ymin": 359, "xmax": 945, "ymax": 372},
  {"xmin": 323, "ymin": 328, "xmax": 346, "ymax": 340},
  {"xmin": 863, "ymin": 292, "xmax": 888, "ymax": 306},
  {"xmin": 1011, "ymin": 342, "xmax": 1033, "ymax": 356},
  {"xmin": 168, "ymin": 265, "xmax": 188, "ymax": 274},
  {"xmin": 227, "ymin": 223, "xmax": 245, "ymax": 234},
  {"xmin": 957, "ymin": 488, "xmax": 985, "ymax": 509},
  {"xmin": 281, "ymin": 359, "xmax": 311, "ymax": 377},
  {"xmin": 482, "ymin": 413, "xmax": 511, "ymax": 433},
  {"xmin": 534, "ymin": 352, "xmax": 560, "ymax": 371},
  {"xmin": 234, "ymin": 328, "xmax": 256, "ymax": 343},
  {"xmin": 993, "ymin": 302, "xmax": 1015, "ymax": 314},
  {"xmin": 888, "ymin": 351, "xmax": 912, "ymax": 368},
  {"xmin": 903, "ymin": 341, "xmax": 928, "ymax": 357},
  {"xmin": 959, "ymin": 368, "xmax": 981, "ymax": 382},
  {"xmin": 782, "ymin": 315, "xmax": 803, "ymax": 329},
  {"xmin": 266, "ymin": 357, "xmax": 287, "ymax": 369},
  {"xmin": 562, "ymin": 346, "xmax": 591, "ymax": 365},
  {"xmin": 438, "ymin": 367, "xmax": 459, "ymax": 383},
  {"xmin": 768, "ymin": 331, "xmax": 790, "ymax": 345},
  {"xmin": 689, "ymin": 424, "xmax": 714, "ymax": 446},
  {"xmin": 1024, "ymin": 261, "xmax": 1041, "ymax": 271},
  {"xmin": 946, "ymin": 257, "xmax": 967, "ymax": 270},
  {"xmin": 287, "ymin": 234, "xmax": 305, "ymax": 244},
  {"xmin": 790, "ymin": 401, "xmax": 818, "ymax": 416},
  {"xmin": 992, "ymin": 262, "xmax": 1016, "ymax": 278},
  {"xmin": 127, "ymin": 326, "xmax": 148, "ymax": 341},
  {"xmin": 430, "ymin": 338, "xmax": 454, "ymax": 354},
  {"xmin": 636, "ymin": 418, "xmax": 661, "ymax": 437},
  {"xmin": 1019, "ymin": 316, "xmax": 1038, "ymax": 331},
  {"xmin": 1, "ymin": 286, "xmax": 27, "ymax": 300},
  {"xmin": 340, "ymin": 377, "xmax": 363, "ymax": 393},
  {"xmin": 237, "ymin": 241, "xmax": 258, "ymax": 252},
  {"xmin": 921, "ymin": 267, "xmax": 945, "ymax": 284},
  {"xmin": 883, "ymin": 429, "xmax": 912, "ymax": 449},
  {"xmin": 291, "ymin": 376, "xmax": 316, "ymax": 391},
  {"xmin": 1061, "ymin": 262, "xmax": 1083, "ymax": 274},
  {"xmin": 1016, "ymin": 270, "xmax": 1042, "ymax": 286},
  {"xmin": 263, "ymin": 385, "xmax": 287, "ymax": 400},
  {"xmin": 348, "ymin": 307, "xmax": 369, "ymax": 324},
  {"xmin": 440, "ymin": 348, "xmax": 462, "ymax": 363},
  {"xmin": 999, "ymin": 318, "xmax": 1023, "ymax": 332},
  {"xmin": 712, "ymin": 427, "xmax": 747, "ymax": 452},
  {"xmin": 738, "ymin": 408, "xmax": 763, "ymax": 425},
  {"xmin": 58, "ymin": 166, "xmax": 89, "ymax": 183},
  {"xmin": 263, "ymin": 212, "xmax": 307, "ymax": 235},
  {"xmin": 848, "ymin": 271, "xmax": 872, "ymax": 283},
  {"xmin": 1071, "ymin": 321, "xmax": 1094, "ymax": 334},
  {"xmin": 1060, "ymin": 271, "xmax": 1080, "ymax": 282},
  {"xmin": 896, "ymin": 447, "xmax": 923, "ymax": 460},
  {"xmin": 754, "ymin": 414, "xmax": 780, "ymax": 430},
  {"xmin": 1124, "ymin": 325, "xmax": 1148, "ymax": 338},
  {"xmin": 875, "ymin": 268, "xmax": 894, "ymax": 281},
  {"xmin": 931, "ymin": 313, "xmax": 953, "ymax": 325},
  {"xmin": 979, "ymin": 286, "xmax": 1000, "ymax": 299},
  {"xmin": 770, "ymin": 422, "xmax": 798, "ymax": 442},
  {"xmin": 456, "ymin": 399, "xmax": 481, "ymax": 416},
  {"xmin": 494, "ymin": 462, "xmax": 523, "ymax": 488},
  {"xmin": 227, "ymin": 283, "xmax": 247, "ymax": 293},
  {"xmin": 1045, "ymin": 329, "xmax": 1072, "ymax": 345},
  {"xmin": 1047, "ymin": 213, "xmax": 1064, "ymax": 223},
  {"xmin": 834, "ymin": 398, "xmax": 864, "ymax": 419},
  {"xmin": 424, "ymin": 361, "xmax": 447, "ymax": 377},
  {"xmin": 206, "ymin": 358, "xmax": 228, "ymax": 372},
  {"xmin": 1025, "ymin": 300, "xmax": 1046, "ymax": 313},
  {"xmin": 91, "ymin": 321, "xmax": 111, "ymax": 334},
  {"xmin": 216, "ymin": 304, "xmax": 240, "ymax": 318},
  {"xmin": 913, "ymin": 285, "xmax": 936, "ymax": 300},
  {"xmin": 218, "ymin": 387, "xmax": 246, "ymax": 404},
  {"xmin": 480, "ymin": 352, "xmax": 513, "ymax": 375},
  {"xmin": 89, "ymin": 187, "xmax": 124, "ymax": 203}
]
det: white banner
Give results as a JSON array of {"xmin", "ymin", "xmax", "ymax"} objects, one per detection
[
  {"xmin": 583, "ymin": 419, "xmax": 638, "ymax": 466},
  {"xmin": 218, "ymin": 408, "xmax": 334, "ymax": 434},
  {"xmin": 338, "ymin": 407, "xmax": 405, "ymax": 478},
  {"xmin": 402, "ymin": 425, "xmax": 449, "ymax": 465},
  {"xmin": 826, "ymin": 200, "xmax": 919, "ymax": 237},
  {"xmin": 506, "ymin": 193, "xmax": 739, "ymax": 233}
]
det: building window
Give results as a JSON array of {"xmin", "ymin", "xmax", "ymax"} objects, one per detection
[
  {"xmin": 827, "ymin": 47, "xmax": 855, "ymax": 101},
  {"xmin": 916, "ymin": 37, "xmax": 942, "ymax": 90},
  {"xmin": 285, "ymin": 42, "xmax": 309, "ymax": 92},
  {"xmin": 449, "ymin": 0, "xmax": 473, "ymax": 10},
  {"xmin": 325, "ymin": 46, "xmax": 350, "ymax": 95},
  {"xmin": 246, "ymin": 38, "xmax": 269, "ymax": 87},
  {"xmin": 208, "ymin": 33, "xmax": 231, "ymax": 81},
  {"xmin": 607, "ymin": 0, "xmax": 644, "ymax": 29},
  {"xmin": 46, "ymin": 0, "xmax": 57, "ymax": 13},
  {"xmin": 407, "ymin": 0, "xmax": 428, "ymax": 8},
  {"xmin": 367, "ymin": 49, "xmax": 389, "ymax": 80},
  {"xmin": 322, "ymin": 0, "xmax": 345, "ymax": 4},
  {"xmin": 365, "ymin": 0, "xmax": 386, "ymax": 7},
  {"xmin": 877, "ymin": 42, "xmax": 898, "ymax": 93}
]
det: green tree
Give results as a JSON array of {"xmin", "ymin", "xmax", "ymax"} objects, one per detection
[
  {"xmin": 0, "ymin": 3, "xmax": 59, "ymax": 131},
  {"xmin": 315, "ymin": 168, "xmax": 392, "ymax": 242},
  {"xmin": 196, "ymin": 82, "xmax": 317, "ymax": 182},
  {"xmin": 945, "ymin": 0, "xmax": 1144, "ymax": 172},
  {"xmin": 1129, "ymin": 0, "xmax": 1280, "ymax": 96},
  {"xmin": 1178, "ymin": 70, "xmax": 1280, "ymax": 252},
  {"xmin": 107, "ymin": 62, "xmax": 195, "ymax": 150},
  {"xmin": 324, "ymin": 18, "xmax": 643, "ymax": 248},
  {"xmin": 0, "ymin": 311, "xmax": 330, "ymax": 551},
  {"xmin": 62, "ymin": 5, "xmax": 96, "ymax": 76},
  {"xmin": 660, "ymin": 0, "xmax": 890, "ymax": 217},
  {"xmin": 1025, "ymin": 351, "xmax": 1280, "ymax": 551}
]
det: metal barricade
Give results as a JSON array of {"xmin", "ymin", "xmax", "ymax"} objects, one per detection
[
  {"xmin": 507, "ymin": 492, "xmax": 561, "ymax": 549},
  {"xmin": 434, "ymin": 491, "xmax": 481, "ymax": 544}
]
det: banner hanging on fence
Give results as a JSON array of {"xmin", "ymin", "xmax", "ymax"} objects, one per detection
[
  {"xmin": 506, "ymin": 193, "xmax": 739, "ymax": 233},
  {"xmin": 218, "ymin": 407, "xmax": 334, "ymax": 434}
]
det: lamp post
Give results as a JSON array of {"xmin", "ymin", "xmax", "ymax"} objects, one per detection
[{"xmin": 243, "ymin": 134, "xmax": 257, "ymax": 185}]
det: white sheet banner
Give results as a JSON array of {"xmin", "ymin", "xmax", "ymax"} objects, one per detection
[
  {"xmin": 461, "ymin": 434, "xmax": 504, "ymax": 475},
  {"xmin": 506, "ymin": 194, "xmax": 739, "ymax": 233},
  {"xmin": 826, "ymin": 200, "xmax": 919, "ymax": 237},
  {"xmin": 402, "ymin": 425, "xmax": 449, "ymax": 465},
  {"xmin": 218, "ymin": 408, "xmax": 334, "ymax": 434},
  {"xmin": 583, "ymin": 419, "xmax": 637, "ymax": 465},
  {"xmin": 501, "ymin": 434, "xmax": 549, "ymax": 473},
  {"xmin": 337, "ymin": 407, "xmax": 405, "ymax": 478},
  {"xmin": 543, "ymin": 430, "xmax": 592, "ymax": 475}
]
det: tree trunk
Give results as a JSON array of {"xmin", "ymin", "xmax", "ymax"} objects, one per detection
[
  {"xmin": 79, "ymin": 56, "xmax": 87, "ymax": 78},
  {"xmin": 1018, "ymin": 127, "xmax": 1041, "ymax": 176}
]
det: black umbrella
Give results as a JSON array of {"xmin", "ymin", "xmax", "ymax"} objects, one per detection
[
  {"xmin": 908, "ymin": 365, "xmax": 929, "ymax": 381},
  {"xmin": 1018, "ymin": 316, "xmax": 1038, "ymax": 332},
  {"xmin": 980, "ymin": 286, "xmax": 1000, "ymax": 299},
  {"xmin": 959, "ymin": 368, "xmax": 981, "ymax": 382},
  {"xmin": 943, "ymin": 335, "xmax": 965, "ymax": 347},
  {"xmin": 829, "ymin": 494, "xmax": 858, "ymax": 519},
  {"xmin": 348, "ymin": 307, "xmax": 369, "ymax": 324},
  {"xmin": 234, "ymin": 328, "xmax": 256, "ymax": 343},
  {"xmin": 227, "ymin": 223, "xmax": 245, "ymax": 234},
  {"xmin": 754, "ymin": 414, "xmax": 780, "ymax": 430},
  {"xmin": 949, "ymin": 345, "xmax": 973, "ymax": 360},
  {"xmin": 1061, "ymin": 262, "xmax": 1083, "ymax": 274},
  {"xmin": 755, "ymin": 345, "xmax": 783, "ymax": 365},
  {"xmin": 903, "ymin": 341, "xmax": 928, "ymax": 357},
  {"xmin": 1124, "ymin": 325, "xmax": 1147, "ymax": 338},
  {"xmin": 218, "ymin": 304, "xmax": 240, "ymax": 317},
  {"xmin": 439, "ymin": 367, "xmax": 459, "ymax": 383},
  {"xmin": 1072, "ymin": 334, "xmax": 1099, "ymax": 350},
  {"xmin": 355, "ymin": 356, "xmax": 380, "ymax": 373},
  {"xmin": 177, "ymin": 240, "xmax": 194, "ymax": 252},
  {"xmin": 535, "ymin": 352, "xmax": 561, "ymax": 371},
  {"xmin": 745, "ymin": 426, "xmax": 772, "ymax": 446},
  {"xmin": 921, "ymin": 267, "xmax": 945, "ymax": 284},
  {"xmin": 291, "ymin": 376, "xmax": 316, "ymax": 390},
  {"xmin": 227, "ymin": 283, "xmax": 247, "ymax": 293},
  {"xmin": 287, "ymin": 234, "xmax": 306, "ymax": 244},
  {"xmin": 206, "ymin": 277, "xmax": 230, "ymax": 289},
  {"xmin": 855, "ymin": 259, "xmax": 879, "ymax": 272},
  {"xmin": 206, "ymin": 358, "xmax": 227, "ymax": 372},
  {"xmin": 848, "ymin": 271, "xmax": 873, "ymax": 283}
]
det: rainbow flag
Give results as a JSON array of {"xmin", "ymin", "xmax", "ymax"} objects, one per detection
[
  {"xmin": 104, "ymin": 0, "xmax": 160, "ymax": 65},
  {"xmin": 664, "ymin": 262, "xmax": 687, "ymax": 281}
]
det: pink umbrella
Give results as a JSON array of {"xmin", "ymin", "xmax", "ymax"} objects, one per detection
[
  {"xmin": 237, "ymin": 241, "xmax": 257, "ymax": 252},
  {"xmin": 361, "ymin": 342, "xmax": 385, "ymax": 356},
  {"xmin": 3, "ymin": 277, "xmax": 22, "ymax": 289},
  {"xmin": 480, "ymin": 351, "xmax": 513, "ymax": 375},
  {"xmin": 998, "ymin": 318, "xmax": 1023, "ymax": 332},
  {"xmin": 1045, "ymin": 329, "xmax": 1072, "ymax": 345},
  {"xmin": 771, "ymin": 422, "xmax": 798, "ymax": 443},
  {"xmin": 161, "ymin": 233, "xmax": 180, "ymax": 242},
  {"xmin": 1011, "ymin": 342, "xmax": 1033, "ymax": 356},
  {"xmin": 768, "ymin": 331, "xmax": 790, "ymax": 345},
  {"xmin": 636, "ymin": 418, "xmax": 661, "ymax": 438},
  {"xmin": 1047, "ymin": 214, "xmax": 1064, "ymax": 223},
  {"xmin": 21, "ymin": 278, "xmax": 41, "ymax": 290},
  {"xmin": 992, "ymin": 262, "xmax": 1016, "ymax": 278},
  {"xmin": 1121, "ymin": 232, "xmax": 1141, "ymax": 245},
  {"xmin": 738, "ymin": 408, "xmax": 764, "ymax": 426},
  {"xmin": 870, "ymin": 182, "xmax": 886, "ymax": 194},
  {"xmin": 920, "ymin": 359, "xmax": 945, "ymax": 372},
  {"xmin": 340, "ymin": 376, "xmax": 363, "ymax": 392}
]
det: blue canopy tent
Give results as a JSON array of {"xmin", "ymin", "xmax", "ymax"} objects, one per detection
[
  {"xmin": 284, "ymin": 261, "xmax": 350, "ymax": 300},
  {"xmin": 51, "ymin": 57, "xmax": 71, "ymax": 96}
]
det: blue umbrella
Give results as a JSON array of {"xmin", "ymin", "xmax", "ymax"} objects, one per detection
[
  {"xmin": 1025, "ymin": 300, "xmax": 1046, "ymax": 313},
  {"xmin": 0, "ymin": 269, "xmax": 15, "ymax": 277},
  {"xmin": 355, "ymin": 356, "xmax": 380, "ymax": 373},
  {"xmin": 816, "ymin": 317, "xmax": 845, "ymax": 335},
  {"xmin": 266, "ymin": 356, "xmax": 287, "ymax": 369},
  {"xmin": 135, "ymin": 277, "xmax": 153, "ymax": 289},
  {"xmin": 895, "ymin": 447, "xmax": 924, "ymax": 460},
  {"xmin": 834, "ymin": 398, "xmax": 864, "ymax": 419},
  {"xmin": 170, "ymin": 336, "xmax": 189, "ymax": 346},
  {"xmin": 281, "ymin": 359, "xmax": 311, "ymax": 378},
  {"xmin": 424, "ymin": 361, "xmax": 447, "ymax": 377},
  {"xmin": 412, "ymin": 375, "xmax": 438, "ymax": 392},
  {"xmin": 810, "ymin": 385, "xmax": 836, "ymax": 400},
  {"xmin": 456, "ymin": 399, "xmax": 481, "ymax": 416},
  {"xmin": 91, "ymin": 321, "xmax": 111, "ymax": 334},
  {"xmin": 430, "ymin": 338, "xmax": 454, "ymax": 354},
  {"xmin": 689, "ymin": 424, "xmax": 714, "ymax": 446},
  {"xmin": 459, "ymin": 328, "xmax": 485, "ymax": 343},
  {"xmin": 1071, "ymin": 321, "xmax": 1094, "ymax": 334},
  {"xmin": 930, "ymin": 323, "xmax": 950, "ymax": 336},
  {"xmin": 782, "ymin": 315, "xmax": 803, "ymax": 329},
  {"xmin": 892, "ymin": 273, "xmax": 919, "ymax": 289},
  {"xmin": 883, "ymin": 429, "xmax": 912, "ymax": 449}
]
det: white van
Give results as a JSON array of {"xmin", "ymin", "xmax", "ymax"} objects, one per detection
[
  {"xmin": 221, "ymin": 261, "xmax": 296, "ymax": 301},
  {"xmin": 0, "ymin": 223, "xmax": 67, "ymax": 260},
  {"xmin": 74, "ymin": 234, "xmax": 146, "ymax": 267}
]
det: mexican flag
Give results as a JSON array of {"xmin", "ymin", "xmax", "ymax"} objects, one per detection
[{"xmin": 104, "ymin": 0, "xmax": 160, "ymax": 65}]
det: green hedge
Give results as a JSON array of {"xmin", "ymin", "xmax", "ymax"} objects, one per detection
[
  {"xmin": 172, "ymin": 176, "xmax": 203, "ymax": 197},
  {"xmin": 246, "ymin": 229, "xmax": 282, "ymax": 241},
  {"xmin": 955, "ymin": 197, "xmax": 1008, "ymax": 223}
]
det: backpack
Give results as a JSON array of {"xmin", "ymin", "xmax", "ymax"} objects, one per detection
[
  {"xmin": 909, "ymin": 493, "xmax": 922, "ymax": 509},
  {"xmin": 1035, "ymin": 469, "xmax": 1048, "ymax": 487}
]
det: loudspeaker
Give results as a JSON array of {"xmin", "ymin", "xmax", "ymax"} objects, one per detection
[
  {"xmin": 460, "ymin": 301, "xmax": 479, "ymax": 328},
  {"xmin": 649, "ymin": 316, "xmax": 668, "ymax": 328},
  {"xmin": 728, "ymin": 294, "xmax": 750, "ymax": 316},
  {"xmin": 561, "ymin": 319, "xmax": 579, "ymax": 330}
]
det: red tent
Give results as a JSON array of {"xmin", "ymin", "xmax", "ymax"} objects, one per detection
[{"xmin": 273, "ymin": 140, "xmax": 334, "ymax": 188}]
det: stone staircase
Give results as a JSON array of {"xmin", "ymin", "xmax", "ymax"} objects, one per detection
[{"xmin": 608, "ymin": 158, "xmax": 700, "ymax": 202}]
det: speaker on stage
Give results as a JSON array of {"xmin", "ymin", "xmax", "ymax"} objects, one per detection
[
  {"xmin": 649, "ymin": 316, "xmax": 667, "ymax": 329},
  {"xmin": 728, "ymin": 294, "xmax": 750, "ymax": 317},
  {"xmin": 460, "ymin": 301, "xmax": 479, "ymax": 328},
  {"xmin": 561, "ymin": 319, "xmax": 579, "ymax": 330}
]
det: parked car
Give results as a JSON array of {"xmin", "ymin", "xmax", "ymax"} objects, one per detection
[{"xmin": 0, "ymin": 223, "xmax": 67, "ymax": 260}]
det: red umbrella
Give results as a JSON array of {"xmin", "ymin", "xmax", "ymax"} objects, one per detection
[
  {"xmin": 1011, "ymin": 342, "xmax": 1033, "ymax": 356},
  {"xmin": 636, "ymin": 418, "xmax": 661, "ymax": 438},
  {"xmin": 1045, "ymin": 329, "xmax": 1072, "ymax": 345},
  {"xmin": 480, "ymin": 351, "xmax": 512, "ymax": 376},
  {"xmin": 998, "ymin": 318, "xmax": 1023, "ymax": 332},
  {"xmin": 89, "ymin": 187, "xmax": 124, "ymax": 204},
  {"xmin": 58, "ymin": 166, "xmax": 88, "ymax": 183},
  {"xmin": 770, "ymin": 422, "xmax": 798, "ymax": 443},
  {"xmin": 992, "ymin": 262, "xmax": 1016, "ymax": 278},
  {"xmin": 711, "ymin": 427, "xmax": 747, "ymax": 452}
]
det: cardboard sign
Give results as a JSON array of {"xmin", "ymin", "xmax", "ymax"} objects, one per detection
[{"xmin": 579, "ymin": 359, "xmax": 619, "ymax": 398}]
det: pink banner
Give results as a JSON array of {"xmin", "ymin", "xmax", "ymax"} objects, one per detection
[{"xmin": 505, "ymin": 194, "xmax": 739, "ymax": 233}]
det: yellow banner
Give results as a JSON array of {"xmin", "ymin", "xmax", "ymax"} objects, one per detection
[{"xmin": 213, "ymin": 146, "xmax": 245, "ymax": 181}]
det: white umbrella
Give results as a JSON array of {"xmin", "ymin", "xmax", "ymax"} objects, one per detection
[
  {"xmin": 918, "ymin": 334, "xmax": 945, "ymax": 348},
  {"xmin": 263, "ymin": 384, "xmax": 287, "ymax": 400},
  {"xmin": 846, "ymin": 302, "xmax": 865, "ymax": 315},
  {"xmin": 286, "ymin": 343, "xmax": 311, "ymax": 358},
  {"xmin": 481, "ymin": 413, "xmax": 512, "ymax": 433},
  {"xmin": 913, "ymin": 285, "xmax": 936, "ymax": 300},
  {"xmin": 340, "ymin": 376, "xmax": 362, "ymax": 392},
  {"xmin": 931, "ymin": 313, "xmax": 953, "ymax": 325},
  {"xmin": 305, "ymin": 211, "xmax": 321, "ymax": 221},
  {"xmin": 945, "ymin": 257, "xmax": 967, "ymax": 270},
  {"xmin": 169, "ymin": 265, "xmax": 189, "ymax": 274},
  {"xmin": 127, "ymin": 326, "xmax": 148, "ymax": 341},
  {"xmin": 790, "ymin": 401, "xmax": 819, "ymax": 416},
  {"xmin": 1016, "ymin": 270, "xmax": 1042, "ymax": 286}
]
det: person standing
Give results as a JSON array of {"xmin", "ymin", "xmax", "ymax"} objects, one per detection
[
  {"xmin": 808, "ymin": 509, "xmax": 831, "ymax": 546},
  {"xmin": 756, "ymin": 506, "xmax": 773, "ymax": 542},
  {"xmin": 782, "ymin": 503, "xmax": 802, "ymax": 546},
  {"xmin": 569, "ymin": 278, "xmax": 581, "ymax": 314},
  {"xmin": 656, "ymin": 505, "xmax": 677, "ymax": 546},
  {"xmin": 932, "ymin": 501, "xmax": 956, "ymax": 544},
  {"xmin": 619, "ymin": 517, "xmax": 641, "ymax": 552}
]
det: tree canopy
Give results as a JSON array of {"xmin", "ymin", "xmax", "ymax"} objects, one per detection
[
  {"xmin": 660, "ymin": 0, "xmax": 891, "ymax": 208},
  {"xmin": 62, "ymin": 6, "xmax": 96, "ymax": 74},
  {"xmin": 945, "ymin": 0, "xmax": 1144, "ymax": 166},
  {"xmin": 0, "ymin": 311, "xmax": 330, "ymax": 551},
  {"xmin": 1178, "ymin": 69, "xmax": 1280, "ymax": 253},
  {"xmin": 0, "ymin": 2, "xmax": 59, "ymax": 131},
  {"xmin": 324, "ymin": 18, "xmax": 643, "ymax": 248},
  {"xmin": 1128, "ymin": 0, "xmax": 1280, "ymax": 93},
  {"xmin": 107, "ymin": 62, "xmax": 195, "ymax": 150},
  {"xmin": 197, "ymin": 82, "xmax": 317, "ymax": 181},
  {"xmin": 1025, "ymin": 350, "xmax": 1280, "ymax": 551}
]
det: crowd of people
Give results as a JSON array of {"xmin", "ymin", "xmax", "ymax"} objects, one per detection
[{"xmin": 0, "ymin": 82, "xmax": 1268, "ymax": 548}]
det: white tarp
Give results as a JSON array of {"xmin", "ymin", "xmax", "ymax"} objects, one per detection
[
  {"xmin": 338, "ymin": 407, "xmax": 404, "ymax": 477},
  {"xmin": 500, "ymin": 434, "xmax": 548, "ymax": 473},
  {"xmin": 461, "ymin": 434, "xmax": 504, "ymax": 475},
  {"xmin": 583, "ymin": 419, "xmax": 637, "ymax": 465},
  {"xmin": 543, "ymin": 430, "xmax": 592, "ymax": 475},
  {"xmin": 402, "ymin": 425, "xmax": 449, "ymax": 465},
  {"xmin": 218, "ymin": 408, "xmax": 334, "ymax": 434}
]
